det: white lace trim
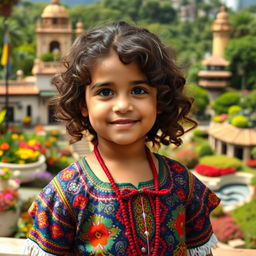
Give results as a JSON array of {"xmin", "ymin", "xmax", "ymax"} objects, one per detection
[
  {"xmin": 186, "ymin": 234, "xmax": 218, "ymax": 256},
  {"xmin": 23, "ymin": 239, "xmax": 56, "ymax": 256}
]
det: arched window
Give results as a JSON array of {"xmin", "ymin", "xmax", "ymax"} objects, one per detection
[{"xmin": 49, "ymin": 41, "xmax": 60, "ymax": 53}]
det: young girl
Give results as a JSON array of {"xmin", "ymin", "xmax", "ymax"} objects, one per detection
[{"xmin": 24, "ymin": 21, "xmax": 220, "ymax": 256}]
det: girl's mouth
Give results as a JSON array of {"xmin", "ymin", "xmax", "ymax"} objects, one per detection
[{"xmin": 110, "ymin": 119, "xmax": 138, "ymax": 128}]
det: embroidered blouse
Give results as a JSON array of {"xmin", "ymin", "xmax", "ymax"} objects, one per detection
[{"xmin": 24, "ymin": 154, "xmax": 220, "ymax": 256}]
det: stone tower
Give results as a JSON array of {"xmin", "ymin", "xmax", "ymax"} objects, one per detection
[
  {"xmin": 198, "ymin": 6, "xmax": 232, "ymax": 102},
  {"xmin": 212, "ymin": 5, "xmax": 232, "ymax": 58}
]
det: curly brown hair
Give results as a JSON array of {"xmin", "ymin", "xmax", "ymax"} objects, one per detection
[{"xmin": 51, "ymin": 21, "xmax": 197, "ymax": 146}]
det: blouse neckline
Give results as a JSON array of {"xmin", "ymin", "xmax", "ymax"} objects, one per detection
[{"xmin": 80, "ymin": 153, "xmax": 165, "ymax": 190}]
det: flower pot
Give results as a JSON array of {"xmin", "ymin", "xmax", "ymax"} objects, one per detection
[
  {"xmin": 0, "ymin": 155, "xmax": 46, "ymax": 183},
  {"xmin": 0, "ymin": 208, "xmax": 20, "ymax": 236},
  {"xmin": 0, "ymin": 179, "xmax": 19, "ymax": 190}
]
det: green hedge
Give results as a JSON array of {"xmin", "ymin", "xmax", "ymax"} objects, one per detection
[
  {"xmin": 231, "ymin": 115, "xmax": 249, "ymax": 128},
  {"xmin": 195, "ymin": 142, "xmax": 213, "ymax": 157},
  {"xmin": 232, "ymin": 200, "xmax": 256, "ymax": 248},
  {"xmin": 199, "ymin": 155, "xmax": 243, "ymax": 170}
]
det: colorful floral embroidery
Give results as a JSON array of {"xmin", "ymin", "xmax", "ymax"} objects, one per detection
[
  {"xmin": 67, "ymin": 181, "xmax": 81, "ymax": 193},
  {"xmin": 28, "ymin": 201, "xmax": 38, "ymax": 217},
  {"xmin": 73, "ymin": 194, "xmax": 88, "ymax": 209},
  {"xmin": 171, "ymin": 163, "xmax": 185, "ymax": 173},
  {"xmin": 60, "ymin": 169, "xmax": 74, "ymax": 181},
  {"xmin": 51, "ymin": 224, "xmax": 64, "ymax": 239},
  {"xmin": 173, "ymin": 242, "xmax": 186, "ymax": 256},
  {"xmin": 176, "ymin": 188, "xmax": 186, "ymax": 201},
  {"xmin": 167, "ymin": 206, "xmax": 185, "ymax": 239},
  {"xmin": 37, "ymin": 211, "xmax": 49, "ymax": 228},
  {"xmin": 82, "ymin": 214, "xmax": 121, "ymax": 254},
  {"xmin": 194, "ymin": 217, "xmax": 205, "ymax": 231},
  {"xmin": 208, "ymin": 192, "xmax": 220, "ymax": 207}
]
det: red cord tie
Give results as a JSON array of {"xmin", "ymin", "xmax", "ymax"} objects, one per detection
[{"xmin": 120, "ymin": 188, "xmax": 170, "ymax": 199}]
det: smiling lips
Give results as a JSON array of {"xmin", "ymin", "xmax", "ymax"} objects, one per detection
[{"xmin": 110, "ymin": 119, "xmax": 138, "ymax": 128}]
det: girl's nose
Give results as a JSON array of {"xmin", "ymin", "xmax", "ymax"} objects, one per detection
[{"xmin": 112, "ymin": 97, "xmax": 133, "ymax": 113}]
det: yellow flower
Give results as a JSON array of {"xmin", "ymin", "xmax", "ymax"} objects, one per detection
[
  {"xmin": 19, "ymin": 135, "xmax": 24, "ymax": 140},
  {"xmin": 2, "ymin": 167, "xmax": 8, "ymax": 173},
  {"xmin": 28, "ymin": 139, "xmax": 37, "ymax": 146},
  {"xmin": 0, "ymin": 150, "xmax": 3, "ymax": 156},
  {"xmin": 18, "ymin": 160, "xmax": 25, "ymax": 164},
  {"xmin": 49, "ymin": 137, "xmax": 57, "ymax": 143},
  {"xmin": 11, "ymin": 134, "xmax": 19, "ymax": 140}
]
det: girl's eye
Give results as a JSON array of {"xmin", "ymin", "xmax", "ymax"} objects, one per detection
[
  {"xmin": 97, "ymin": 88, "xmax": 113, "ymax": 97},
  {"xmin": 131, "ymin": 87, "xmax": 148, "ymax": 95}
]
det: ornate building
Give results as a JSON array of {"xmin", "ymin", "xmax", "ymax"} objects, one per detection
[
  {"xmin": 198, "ymin": 6, "xmax": 232, "ymax": 102},
  {"xmin": 0, "ymin": 0, "xmax": 83, "ymax": 125}
]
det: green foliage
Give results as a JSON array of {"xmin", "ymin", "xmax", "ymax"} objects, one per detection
[
  {"xmin": 199, "ymin": 155, "xmax": 243, "ymax": 170},
  {"xmin": 186, "ymin": 83, "xmax": 209, "ymax": 117},
  {"xmin": 228, "ymin": 105, "xmax": 242, "ymax": 115},
  {"xmin": 250, "ymin": 175, "xmax": 256, "ymax": 186},
  {"xmin": 240, "ymin": 90, "xmax": 256, "ymax": 113},
  {"xmin": 211, "ymin": 92, "xmax": 241, "ymax": 114},
  {"xmin": 251, "ymin": 147, "xmax": 256, "ymax": 159},
  {"xmin": 225, "ymin": 35, "xmax": 256, "ymax": 90},
  {"xmin": 195, "ymin": 142, "xmax": 213, "ymax": 157},
  {"xmin": 231, "ymin": 115, "xmax": 249, "ymax": 128},
  {"xmin": 232, "ymin": 200, "xmax": 256, "ymax": 248},
  {"xmin": 40, "ymin": 52, "xmax": 55, "ymax": 62},
  {"xmin": 211, "ymin": 204, "xmax": 225, "ymax": 218}
]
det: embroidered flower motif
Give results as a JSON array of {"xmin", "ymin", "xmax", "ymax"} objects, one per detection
[
  {"xmin": 37, "ymin": 211, "xmax": 49, "ymax": 228},
  {"xmin": 207, "ymin": 192, "xmax": 220, "ymax": 207},
  {"xmin": 174, "ymin": 175, "xmax": 186, "ymax": 186},
  {"xmin": 175, "ymin": 213, "xmax": 185, "ymax": 237},
  {"xmin": 51, "ymin": 224, "xmax": 64, "ymax": 239},
  {"xmin": 194, "ymin": 216, "xmax": 205, "ymax": 230},
  {"xmin": 167, "ymin": 206, "xmax": 186, "ymax": 240},
  {"xmin": 104, "ymin": 203, "xmax": 115, "ymax": 215},
  {"xmin": 60, "ymin": 169, "xmax": 74, "ymax": 181},
  {"xmin": 88, "ymin": 223, "xmax": 112, "ymax": 247},
  {"xmin": 28, "ymin": 201, "xmax": 38, "ymax": 217},
  {"xmin": 73, "ymin": 194, "xmax": 88, "ymax": 209},
  {"xmin": 82, "ymin": 214, "xmax": 121, "ymax": 254},
  {"xmin": 173, "ymin": 242, "xmax": 186, "ymax": 256},
  {"xmin": 176, "ymin": 188, "xmax": 186, "ymax": 201},
  {"xmin": 67, "ymin": 181, "xmax": 81, "ymax": 194},
  {"xmin": 171, "ymin": 163, "xmax": 185, "ymax": 173}
]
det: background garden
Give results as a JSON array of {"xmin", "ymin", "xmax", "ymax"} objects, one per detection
[{"xmin": 0, "ymin": 0, "xmax": 256, "ymax": 251}]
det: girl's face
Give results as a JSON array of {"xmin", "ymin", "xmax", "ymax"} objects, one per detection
[{"xmin": 82, "ymin": 51, "xmax": 157, "ymax": 147}]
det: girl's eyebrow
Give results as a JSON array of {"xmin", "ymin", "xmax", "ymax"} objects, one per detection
[{"xmin": 91, "ymin": 80, "xmax": 150, "ymax": 90}]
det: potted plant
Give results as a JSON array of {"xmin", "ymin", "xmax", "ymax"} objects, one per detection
[
  {"xmin": 0, "ymin": 129, "xmax": 47, "ymax": 183},
  {"xmin": 0, "ymin": 168, "xmax": 20, "ymax": 236},
  {"xmin": 0, "ymin": 0, "xmax": 20, "ymax": 17}
]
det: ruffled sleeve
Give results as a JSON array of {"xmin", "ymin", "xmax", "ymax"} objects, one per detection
[
  {"xmin": 186, "ymin": 171, "xmax": 220, "ymax": 256},
  {"xmin": 23, "ymin": 166, "xmax": 81, "ymax": 256}
]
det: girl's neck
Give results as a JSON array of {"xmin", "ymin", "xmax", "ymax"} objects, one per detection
[{"xmin": 96, "ymin": 138, "xmax": 147, "ymax": 162}]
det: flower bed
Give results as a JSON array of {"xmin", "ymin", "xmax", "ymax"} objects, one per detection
[
  {"xmin": 246, "ymin": 159, "xmax": 256, "ymax": 168},
  {"xmin": 195, "ymin": 164, "xmax": 236, "ymax": 177}
]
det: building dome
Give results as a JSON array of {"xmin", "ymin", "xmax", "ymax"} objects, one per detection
[{"xmin": 41, "ymin": 0, "xmax": 68, "ymax": 18}]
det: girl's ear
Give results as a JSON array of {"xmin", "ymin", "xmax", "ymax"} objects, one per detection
[{"xmin": 81, "ymin": 107, "xmax": 88, "ymax": 117}]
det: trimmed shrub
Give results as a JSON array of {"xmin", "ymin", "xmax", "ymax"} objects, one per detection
[
  {"xmin": 228, "ymin": 105, "xmax": 242, "ymax": 115},
  {"xmin": 232, "ymin": 200, "xmax": 256, "ymax": 248},
  {"xmin": 211, "ymin": 92, "xmax": 241, "ymax": 115},
  {"xmin": 174, "ymin": 148, "xmax": 199, "ymax": 169},
  {"xmin": 231, "ymin": 115, "xmax": 249, "ymax": 128},
  {"xmin": 40, "ymin": 52, "xmax": 55, "ymax": 62},
  {"xmin": 199, "ymin": 155, "xmax": 243, "ymax": 170},
  {"xmin": 193, "ymin": 129, "xmax": 208, "ymax": 138},
  {"xmin": 195, "ymin": 142, "xmax": 213, "ymax": 157}
]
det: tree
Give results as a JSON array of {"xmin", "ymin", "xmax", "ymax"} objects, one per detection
[{"xmin": 225, "ymin": 35, "xmax": 256, "ymax": 90}]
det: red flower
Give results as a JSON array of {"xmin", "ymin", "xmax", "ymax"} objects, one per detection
[
  {"xmin": 51, "ymin": 224, "xmax": 64, "ymax": 239},
  {"xmin": 88, "ymin": 223, "xmax": 111, "ymax": 247},
  {"xmin": 73, "ymin": 194, "xmax": 88, "ymax": 209},
  {"xmin": 195, "ymin": 164, "xmax": 235, "ymax": 177},
  {"xmin": 0, "ymin": 143, "xmax": 10, "ymax": 150},
  {"xmin": 175, "ymin": 213, "xmax": 185, "ymax": 237}
]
